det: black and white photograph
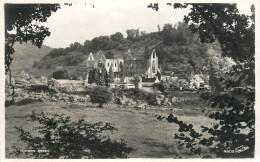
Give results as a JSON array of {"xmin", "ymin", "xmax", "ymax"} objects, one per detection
[{"xmin": 2, "ymin": 0, "xmax": 259, "ymax": 160}]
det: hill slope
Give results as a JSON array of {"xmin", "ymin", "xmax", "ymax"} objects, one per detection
[
  {"xmin": 33, "ymin": 22, "xmax": 223, "ymax": 77},
  {"xmin": 10, "ymin": 42, "xmax": 53, "ymax": 75}
]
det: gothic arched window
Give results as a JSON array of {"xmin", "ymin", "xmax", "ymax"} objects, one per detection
[{"xmin": 152, "ymin": 60, "xmax": 155, "ymax": 73}]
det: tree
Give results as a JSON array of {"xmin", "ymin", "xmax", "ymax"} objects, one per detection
[
  {"xmin": 110, "ymin": 32, "xmax": 124, "ymax": 42},
  {"xmin": 204, "ymin": 56, "xmax": 235, "ymax": 91},
  {"xmin": 105, "ymin": 51, "xmax": 115, "ymax": 59},
  {"xmin": 91, "ymin": 36, "xmax": 114, "ymax": 51},
  {"xmin": 126, "ymin": 29, "xmax": 135, "ymax": 39},
  {"xmin": 156, "ymin": 71, "xmax": 161, "ymax": 81},
  {"xmin": 169, "ymin": 3, "xmax": 254, "ymax": 63},
  {"xmin": 83, "ymin": 40, "xmax": 92, "ymax": 53},
  {"xmin": 12, "ymin": 111, "xmax": 133, "ymax": 158},
  {"xmin": 154, "ymin": 44, "xmax": 169, "ymax": 65},
  {"xmin": 88, "ymin": 63, "xmax": 108, "ymax": 86},
  {"xmin": 47, "ymin": 48, "xmax": 68, "ymax": 58},
  {"xmin": 144, "ymin": 45, "xmax": 150, "ymax": 59},
  {"xmin": 72, "ymin": 68, "xmax": 88, "ymax": 80},
  {"xmin": 52, "ymin": 69, "xmax": 70, "ymax": 80},
  {"xmin": 132, "ymin": 74, "xmax": 141, "ymax": 88},
  {"xmin": 106, "ymin": 66, "xmax": 115, "ymax": 84},
  {"xmin": 162, "ymin": 23, "xmax": 173, "ymax": 31},
  {"xmin": 126, "ymin": 29, "xmax": 140, "ymax": 39},
  {"xmin": 149, "ymin": 3, "xmax": 255, "ymax": 158},
  {"xmin": 88, "ymin": 68, "xmax": 95, "ymax": 84},
  {"xmin": 188, "ymin": 59, "xmax": 196, "ymax": 72},
  {"xmin": 161, "ymin": 22, "xmax": 200, "ymax": 46},
  {"xmin": 119, "ymin": 62, "xmax": 124, "ymax": 77},
  {"xmin": 161, "ymin": 24, "xmax": 177, "ymax": 45},
  {"xmin": 89, "ymin": 86, "xmax": 113, "ymax": 108},
  {"xmin": 5, "ymin": 4, "xmax": 60, "ymax": 97},
  {"xmin": 96, "ymin": 62, "xmax": 107, "ymax": 86},
  {"xmin": 65, "ymin": 52, "xmax": 84, "ymax": 66},
  {"xmin": 69, "ymin": 42, "xmax": 84, "ymax": 52},
  {"xmin": 176, "ymin": 22, "xmax": 190, "ymax": 45},
  {"xmin": 93, "ymin": 68, "xmax": 105, "ymax": 86},
  {"xmin": 152, "ymin": 83, "xmax": 169, "ymax": 94}
]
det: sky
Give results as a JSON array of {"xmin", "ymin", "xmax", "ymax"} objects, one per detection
[{"xmin": 41, "ymin": 2, "xmax": 253, "ymax": 48}]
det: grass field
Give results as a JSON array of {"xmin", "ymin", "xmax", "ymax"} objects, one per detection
[{"xmin": 5, "ymin": 101, "xmax": 216, "ymax": 158}]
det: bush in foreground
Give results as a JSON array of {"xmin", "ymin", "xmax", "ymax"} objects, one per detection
[
  {"xmin": 157, "ymin": 87, "xmax": 255, "ymax": 158},
  {"xmin": 12, "ymin": 111, "xmax": 133, "ymax": 159},
  {"xmin": 89, "ymin": 86, "xmax": 112, "ymax": 108}
]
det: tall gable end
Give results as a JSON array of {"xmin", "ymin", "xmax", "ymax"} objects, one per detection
[
  {"xmin": 93, "ymin": 50, "xmax": 106, "ymax": 66},
  {"xmin": 95, "ymin": 50, "xmax": 106, "ymax": 60},
  {"xmin": 151, "ymin": 49, "xmax": 157, "ymax": 58},
  {"xmin": 87, "ymin": 52, "xmax": 94, "ymax": 61}
]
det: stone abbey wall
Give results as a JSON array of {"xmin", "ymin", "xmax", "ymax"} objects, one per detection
[
  {"xmin": 123, "ymin": 60, "xmax": 148, "ymax": 76},
  {"xmin": 83, "ymin": 49, "xmax": 159, "ymax": 78}
]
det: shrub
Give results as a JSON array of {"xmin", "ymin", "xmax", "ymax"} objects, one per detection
[
  {"xmin": 48, "ymin": 48, "xmax": 69, "ymax": 58},
  {"xmin": 12, "ymin": 112, "xmax": 133, "ymax": 158},
  {"xmin": 26, "ymin": 85, "xmax": 57, "ymax": 94},
  {"xmin": 84, "ymin": 86, "xmax": 93, "ymax": 95},
  {"xmin": 152, "ymin": 83, "xmax": 169, "ymax": 93},
  {"xmin": 65, "ymin": 52, "xmax": 84, "ymax": 66},
  {"xmin": 113, "ymin": 88, "xmax": 154, "ymax": 102},
  {"xmin": 5, "ymin": 100, "xmax": 14, "ymax": 107},
  {"xmin": 71, "ymin": 68, "xmax": 88, "ymax": 80},
  {"xmin": 147, "ymin": 93, "xmax": 157, "ymax": 105},
  {"xmin": 67, "ymin": 91, "xmax": 87, "ymax": 96},
  {"xmin": 89, "ymin": 86, "xmax": 112, "ymax": 108},
  {"xmin": 32, "ymin": 61, "xmax": 38, "ymax": 68},
  {"xmin": 15, "ymin": 71, "xmax": 30, "ymax": 80},
  {"xmin": 52, "ymin": 70, "xmax": 70, "ymax": 79},
  {"xmin": 111, "ymin": 88, "xmax": 124, "ymax": 98},
  {"xmin": 15, "ymin": 98, "xmax": 43, "ymax": 106},
  {"xmin": 127, "ymin": 88, "xmax": 154, "ymax": 101},
  {"xmin": 29, "ymin": 77, "xmax": 41, "ymax": 85},
  {"xmin": 6, "ymin": 98, "xmax": 43, "ymax": 107},
  {"xmin": 57, "ymin": 85, "xmax": 74, "ymax": 93}
]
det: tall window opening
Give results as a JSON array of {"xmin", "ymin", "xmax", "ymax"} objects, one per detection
[{"xmin": 152, "ymin": 60, "xmax": 155, "ymax": 73}]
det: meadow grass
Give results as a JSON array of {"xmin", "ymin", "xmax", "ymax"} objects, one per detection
[{"xmin": 5, "ymin": 101, "xmax": 215, "ymax": 158}]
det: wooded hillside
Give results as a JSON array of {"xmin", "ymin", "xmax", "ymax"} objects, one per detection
[{"xmin": 32, "ymin": 22, "xmax": 225, "ymax": 76}]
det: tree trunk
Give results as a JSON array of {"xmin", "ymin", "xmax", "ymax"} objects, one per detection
[{"xmin": 8, "ymin": 66, "xmax": 15, "ymax": 101}]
